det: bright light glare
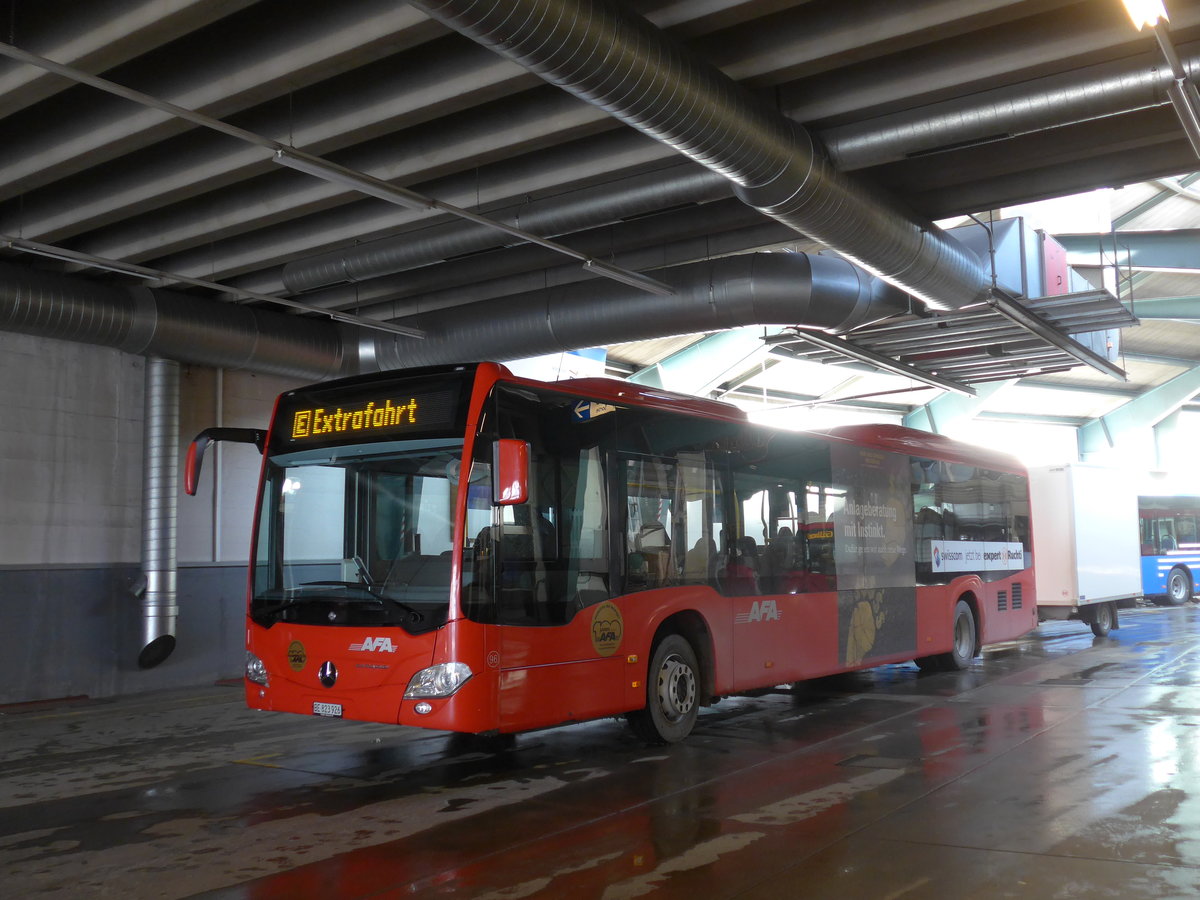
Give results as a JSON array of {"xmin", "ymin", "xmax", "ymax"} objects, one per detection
[{"xmin": 1121, "ymin": 0, "xmax": 1168, "ymax": 30}]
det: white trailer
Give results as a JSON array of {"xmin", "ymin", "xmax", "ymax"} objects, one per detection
[{"xmin": 1028, "ymin": 463, "xmax": 1143, "ymax": 636}]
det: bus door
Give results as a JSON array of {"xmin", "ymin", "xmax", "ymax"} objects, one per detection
[{"xmin": 489, "ymin": 387, "xmax": 624, "ymax": 732}]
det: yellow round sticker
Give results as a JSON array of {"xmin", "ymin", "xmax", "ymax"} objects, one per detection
[
  {"xmin": 287, "ymin": 640, "xmax": 307, "ymax": 671},
  {"xmin": 591, "ymin": 601, "xmax": 623, "ymax": 657}
]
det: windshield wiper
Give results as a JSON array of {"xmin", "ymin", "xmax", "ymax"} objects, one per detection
[
  {"xmin": 254, "ymin": 596, "xmax": 317, "ymax": 618},
  {"xmin": 292, "ymin": 581, "xmax": 426, "ymax": 623}
]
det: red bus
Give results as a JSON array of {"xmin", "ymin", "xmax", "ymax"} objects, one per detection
[{"xmin": 188, "ymin": 362, "xmax": 1037, "ymax": 743}]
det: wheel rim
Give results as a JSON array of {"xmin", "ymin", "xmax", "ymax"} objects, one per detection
[
  {"xmin": 953, "ymin": 613, "xmax": 972, "ymax": 659},
  {"xmin": 1097, "ymin": 605, "xmax": 1111, "ymax": 628},
  {"xmin": 1170, "ymin": 571, "xmax": 1189, "ymax": 602},
  {"xmin": 655, "ymin": 654, "xmax": 697, "ymax": 723}
]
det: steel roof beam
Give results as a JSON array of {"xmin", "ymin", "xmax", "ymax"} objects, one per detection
[
  {"xmin": 626, "ymin": 328, "xmax": 771, "ymax": 397},
  {"xmin": 1079, "ymin": 364, "xmax": 1200, "ymax": 458},
  {"xmin": 1059, "ymin": 230, "xmax": 1200, "ymax": 270},
  {"xmin": 903, "ymin": 379, "xmax": 1015, "ymax": 434}
]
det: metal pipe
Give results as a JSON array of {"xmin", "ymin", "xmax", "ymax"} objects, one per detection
[
  {"xmin": 0, "ymin": 250, "xmax": 906, "ymax": 379},
  {"xmin": 0, "ymin": 262, "xmax": 346, "ymax": 380},
  {"xmin": 822, "ymin": 45, "xmax": 1200, "ymax": 170},
  {"xmin": 281, "ymin": 165, "xmax": 730, "ymax": 292},
  {"xmin": 366, "ymin": 253, "xmax": 910, "ymax": 371},
  {"xmin": 138, "ymin": 357, "xmax": 180, "ymax": 669},
  {"xmin": 408, "ymin": 0, "xmax": 989, "ymax": 311}
]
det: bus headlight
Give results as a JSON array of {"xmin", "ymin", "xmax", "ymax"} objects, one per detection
[
  {"xmin": 246, "ymin": 651, "xmax": 269, "ymax": 686},
  {"xmin": 404, "ymin": 662, "xmax": 473, "ymax": 698}
]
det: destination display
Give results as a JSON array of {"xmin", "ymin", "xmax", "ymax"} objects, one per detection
[{"xmin": 279, "ymin": 384, "xmax": 461, "ymax": 446}]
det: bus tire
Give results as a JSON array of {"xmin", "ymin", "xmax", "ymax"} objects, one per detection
[
  {"xmin": 627, "ymin": 634, "xmax": 700, "ymax": 745},
  {"xmin": 941, "ymin": 600, "xmax": 977, "ymax": 671},
  {"xmin": 1166, "ymin": 567, "xmax": 1192, "ymax": 606},
  {"xmin": 1089, "ymin": 602, "xmax": 1115, "ymax": 637}
]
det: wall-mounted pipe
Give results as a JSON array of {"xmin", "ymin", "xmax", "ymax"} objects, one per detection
[
  {"xmin": 138, "ymin": 357, "xmax": 180, "ymax": 669},
  {"xmin": 408, "ymin": 0, "xmax": 988, "ymax": 312}
]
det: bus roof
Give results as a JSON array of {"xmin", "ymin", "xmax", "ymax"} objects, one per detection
[
  {"xmin": 281, "ymin": 364, "xmax": 1024, "ymax": 474},
  {"xmin": 817, "ymin": 424, "xmax": 1026, "ymax": 474}
]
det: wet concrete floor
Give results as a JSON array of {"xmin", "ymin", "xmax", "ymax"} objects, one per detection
[{"xmin": 5, "ymin": 605, "xmax": 1200, "ymax": 899}]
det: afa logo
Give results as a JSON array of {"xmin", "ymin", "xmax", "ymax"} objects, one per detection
[
  {"xmin": 749, "ymin": 599, "xmax": 781, "ymax": 622},
  {"xmin": 591, "ymin": 601, "xmax": 623, "ymax": 657},
  {"xmin": 349, "ymin": 636, "xmax": 398, "ymax": 653},
  {"xmin": 736, "ymin": 599, "xmax": 781, "ymax": 624}
]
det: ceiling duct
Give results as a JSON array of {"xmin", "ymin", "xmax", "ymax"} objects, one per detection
[
  {"xmin": 281, "ymin": 164, "xmax": 729, "ymax": 292},
  {"xmin": 822, "ymin": 42, "xmax": 1200, "ymax": 171},
  {"xmin": 366, "ymin": 253, "xmax": 909, "ymax": 369},
  {"xmin": 0, "ymin": 252, "xmax": 906, "ymax": 378},
  {"xmin": 0, "ymin": 262, "xmax": 345, "ymax": 380},
  {"xmin": 274, "ymin": 36, "xmax": 1200, "ymax": 301},
  {"xmin": 408, "ymin": 0, "xmax": 990, "ymax": 312}
]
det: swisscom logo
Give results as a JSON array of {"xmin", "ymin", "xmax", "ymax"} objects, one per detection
[{"xmin": 933, "ymin": 546, "xmax": 941, "ymax": 569}]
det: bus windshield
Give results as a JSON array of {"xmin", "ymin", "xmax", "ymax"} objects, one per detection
[{"xmin": 251, "ymin": 438, "xmax": 470, "ymax": 633}]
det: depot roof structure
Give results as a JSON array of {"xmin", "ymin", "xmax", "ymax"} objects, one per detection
[{"xmin": 1, "ymin": 0, "xmax": 1199, "ymax": 452}]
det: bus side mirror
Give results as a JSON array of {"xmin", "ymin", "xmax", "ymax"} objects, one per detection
[
  {"xmin": 492, "ymin": 439, "xmax": 529, "ymax": 505},
  {"xmin": 185, "ymin": 427, "xmax": 267, "ymax": 496}
]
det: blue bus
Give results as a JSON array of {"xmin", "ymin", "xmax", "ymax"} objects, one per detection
[{"xmin": 1139, "ymin": 496, "xmax": 1200, "ymax": 605}]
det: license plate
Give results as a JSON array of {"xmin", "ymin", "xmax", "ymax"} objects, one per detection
[{"xmin": 312, "ymin": 701, "xmax": 343, "ymax": 717}]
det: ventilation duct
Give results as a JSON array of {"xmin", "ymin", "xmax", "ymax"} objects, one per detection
[
  {"xmin": 0, "ymin": 252, "xmax": 906, "ymax": 377},
  {"xmin": 138, "ymin": 357, "xmax": 180, "ymax": 669},
  {"xmin": 408, "ymin": 0, "xmax": 989, "ymax": 312},
  {"xmin": 282, "ymin": 164, "xmax": 730, "ymax": 292},
  {"xmin": 0, "ymin": 262, "xmax": 345, "ymax": 380},
  {"xmin": 294, "ymin": 194, "xmax": 783, "ymax": 315},
  {"xmin": 822, "ymin": 43, "xmax": 1200, "ymax": 171},
  {"xmin": 365, "ymin": 253, "xmax": 909, "ymax": 370},
  {"xmin": 276, "ymin": 37, "xmax": 1200, "ymax": 301}
]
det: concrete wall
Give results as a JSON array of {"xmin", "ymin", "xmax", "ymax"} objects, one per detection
[{"xmin": 0, "ymin": 332, "xmax": 303, "ymax": 705}]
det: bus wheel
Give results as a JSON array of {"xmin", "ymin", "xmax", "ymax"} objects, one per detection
[
  {"xmin": 1089, "ymin": 602, "xmax": 1115, "ymax": 637},
  {"xmin": 1166, "ymin": 567, "xmax": 1193, "ymax": 606},
  {"xmin": 941, "ymin": 600, "xmax": 976, "ymax": 671},
  {"xmin": 627, "ymin": 634, "xmax": 699, "ymax": 744}
]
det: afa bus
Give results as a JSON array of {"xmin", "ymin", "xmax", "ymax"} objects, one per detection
[{"xmin": 187, "ymin": 362, "xmax": 1038, "ymax": 744}]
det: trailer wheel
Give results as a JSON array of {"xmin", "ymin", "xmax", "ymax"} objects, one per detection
[
  {"xmin": 1166, "ymin": 567, "xmax": 1193, "ymax": 606},
  {"xmin": 1089, "ymin": 602, "xmax": 1115, "ymax": 637},
  {"xmin": 627, "ymin": 634, "xmax": 700, "ymax": 744}
]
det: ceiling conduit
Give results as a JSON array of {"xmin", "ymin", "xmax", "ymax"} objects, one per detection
[
  {"xmin": 0, "ymin": 262, "xmax": 346, "ymax": 380},
  {"xmin": 0, "ymin": 252, "xmax": 905, "ymax": 378},
  {"xmin": 276, "ymin": 39, "xmax": 1200, "ymax": 299},
  {"xmin": 281, "ymin": 164, "xmax": 730, "ymax": 292},
  {"xmin": 406, "ymin": 0, "xmax": 989, "ymax": 312},
  {"xmin": 822, "ymin": 42, "xmax": 1200, "ymax": 171},
  {"xmin": 366, "ymin": 253, "xmax": 909, "ymax": 370}
]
